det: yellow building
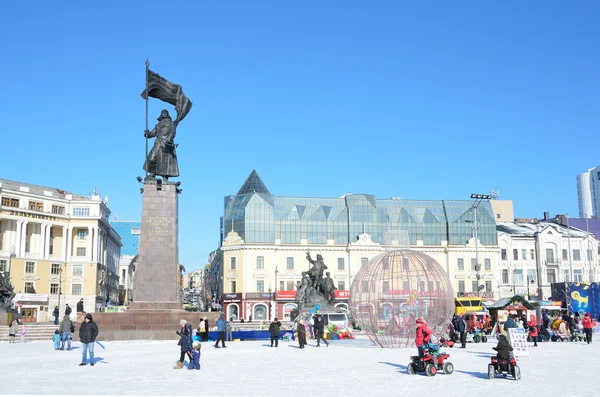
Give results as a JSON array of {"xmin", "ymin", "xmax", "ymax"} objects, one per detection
[{"xmin": 0, "ymin": 179, "xmax": 121, "ymax": 322}]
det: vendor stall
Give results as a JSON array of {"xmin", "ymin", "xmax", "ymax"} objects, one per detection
[{"xmin": 485, "ymin": 295, "xmax": 535, "ymax": 323}]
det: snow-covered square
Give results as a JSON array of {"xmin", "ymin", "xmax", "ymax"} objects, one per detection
[{"xmin": 0, "ymin": 336, "xmax": 598, "ymax": 396}]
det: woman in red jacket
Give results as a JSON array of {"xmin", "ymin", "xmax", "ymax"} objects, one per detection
[
  {"xmin": 415, "ymin": 318, "xmax": 432, "ymax": 356},
  {"xmin": 528, "ymin": 314, "xmax": 539, "ymax": 347},
  {"xmin": 582, "ymin": 313, "xmax": 595, "ymax": 344}
]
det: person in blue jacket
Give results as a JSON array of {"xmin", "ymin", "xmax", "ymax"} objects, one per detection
[
  {"xmin": 215, "ymin": 314, "xmax": 228, "ymax": 348},
  {"xmin": 174, "ymin": 319, "xmax": 193, "ymax": 369}
]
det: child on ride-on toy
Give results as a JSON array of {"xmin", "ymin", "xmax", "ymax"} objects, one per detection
[
  {"xmin": 492, "ymin": 334, "xmax": 513, "ymax": 360},
  {"xmin": 424, "ymin": 335, "xmax": 441, "ymax": 365}
]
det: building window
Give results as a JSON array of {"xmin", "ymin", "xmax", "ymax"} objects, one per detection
[
  {"xmin": 513, "ymin": 249, "xmax": 518, "ymax": 260},
  {"xmin": 286, "ymin": 281, "xmax": 294, "ymax": 291},
  {"xmin": 472, "ymin": 280, "xmax": 479, "ymax": 293},
  {"xmin": 546, "ymin": 269, "xmax": 556, "ymax": 284},
  {"xmin": 72, "ymin": 264, "xmax": 83, "ymax": 277},
  {"xmin": 457, "ymin": 258, "xmax": 464, "ymax": 271},
  {"xmin": 338, "ymin": 281, "xmax": 345, "ymax": 290},
  {"xmin": 562, "ymin": 249, "xmax": 568, "ymax": 261},
  {"xmin": 24, "ymin": 282, "xmax": 35, "ymax": 293},
  {"xmin": 563, "ymin": 270, "xmax": 570, "ymax": 283},
  {"xmin": 50, "ymin": 283, "xmax": 59, "ymax": 294},
  {"xmin": 546, "ymin": 249, "xmax": 555, "ymax": 263},
  {"xmin": 29, "ymin": 201, "xmax": 44, "ymax": 211},
  {"xmin": 256, "ymin": 256, "xmax": 264, "ymax": 270},
  {"xmin": 73, "ymin": 207, "xmax": 90, "ymax": 216},
  {"xmin": 25, "ymin": 261, "xmax": 35, "ymax": 273},
  {"xmin": 51, "ymin": 263, "xmax": 61, "ymax": 275},
  {"xmin": 501, "ymin": 249, "xmax": 507, "ymax": 260},
  {"xmin": 76, "ymin": 247, "xmax": 86, "ymax": 256},
  {"xmin": 573, "ymin": 249, "xmax": 581, "ymax": 261},
  {"xmin": 1, "ymin": 197, "xmax": 19, "ymax": 208},
  {"xmin": 502, "ymin": 269, "xmax": 509, "ymax": 284},
  {"xmin": 496, "ymin": 213, "xmax": 501, "ymax": 219},
  {"xmin": 574, "ymin": 269, "xmax": 583, "ymax": 282},
  {"xmin": 485, "ymin": 281, "xmax": 492, "ymax": 292},
  {"xmin": 362, "ymin": 282, "xmax": 369, "ymax": 293},
  {"xmin": 513, "ymin": 269, "xmax": 523, "ymax": 284},
  {"xmin": 484, "ymin": 258, "xmax": 491, "ymax": 271},
  {"xmin": 52, "ymin": 205, "xmax": 65, "ymax": 215},
  {"xmin": 256, "ymin": 280, "xmax": 264, "ymax": 293},
  {"xmin": 77, "ymin": 229, "xmax": 88, "ymax": 239},
  {"xmin": 131, "ymin": 228, "xmax": 140, "ymax": 235},
  {"xmin": 521, "ymin": 249, "xmax": 526, "ymax": 260},
  {"xmin": 428, "ymin": 280, "xmax": 434, "ymax": 291},
  {"xmin": 286, "ymin": 257, "xmax": 294, "ymax": 270},
  {"xmin": 280, "ymin": 281, "xmax": 284, "ymax": 291},
  {"xmin": 230, "ymin": 257, "xmax": 236, "ymax": 270},
  {"xmin": 230, "ymin": 281, "xmax": 237, "ymax": 293},
  {"xmin": 458, "ymin": 280, "xmax": 465, "ymax": 293},
  {"xmin": 0, "ymin": 260, "xmax": 6, "ymax": 272},
  {"xmin": 361, "ymin": 257, "xmax": 368, "ymax": 268},
  {"xmin": 588, "ymin": 249, "xmax": 593, "ymax": 261},
  {"xmin": 471, "ymin": 259, "xmax": 477, "ymax": 271},
  {"xmin": 71, "ymin": 283, "xmax": 82, "ymax": 295},
  {"xmin": 337, "ymin": 258, "xmax": 345, "ymax": 271},
  {"xmin": 527, "ymin": 269, "xmax": 536, "ymax": 284},
  {"xmin": 530, "ymin": 249, "xmax": 535, "ymax": 260}
]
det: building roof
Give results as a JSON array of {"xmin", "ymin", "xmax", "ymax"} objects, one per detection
[
  {"xmin": 497, "ymin": 220, "xmax": 590, "ymax": 238},
  {"xmin": 237, "ymin": 170, "xmax": 270, "ymax": 195},
  {"xmin": 0, "ymin": 178, "xmax": 87, "ymax": 200},
  {"xmin": 485, "ymin": 295, "xmax": 534, "ymax": 310}
]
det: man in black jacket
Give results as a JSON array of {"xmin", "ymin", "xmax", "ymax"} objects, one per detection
[
  {"xmin": 313, "ymin": 314, "xmax": 329, "ymax": 347},
  {"xmin": 269, "ymin": 318, "xmax": 282, "ymax": 347},
  {"xmin": 79, "ymin": 313, "xmax": 99, "ymax": 366},
  {"xmin": 76, "ymin": 299, "xmax": 84, "ymax": 313},
  {"xmin": 453, "ymin": 314, "xmax": 467, "ymax": 348}
]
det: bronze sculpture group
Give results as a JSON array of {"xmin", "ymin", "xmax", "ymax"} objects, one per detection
[{"xmin": 296, "ymin": 252, "xmax": 337, "ymax": 309}]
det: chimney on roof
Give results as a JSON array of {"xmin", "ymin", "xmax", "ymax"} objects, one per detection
[{"xmin": 543, "ymin": 212, "xmax": 550, "ymax": 221}]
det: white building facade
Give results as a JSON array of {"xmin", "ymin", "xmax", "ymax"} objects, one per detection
[{"xmin": 497, "ymin": 220, "xmax": 599, "ymax": 300}]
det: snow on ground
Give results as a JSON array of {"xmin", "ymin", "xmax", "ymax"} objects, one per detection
[{"xmin": 0, "ymin": 336, "xmax": 598, "ymax": 396}]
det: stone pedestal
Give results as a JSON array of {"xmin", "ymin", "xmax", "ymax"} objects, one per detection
[{"xmin": 92, "ymin": 180, "xmax": 184, "ymax": 340}]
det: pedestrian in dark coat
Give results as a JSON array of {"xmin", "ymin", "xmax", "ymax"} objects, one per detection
[
  {"xmin": 203, "ymin": 317, "xmax": 209, "ymax": 342},
  {"xmin": 174, "ymin": 319, "xmax": 193, "ymax": 369},
  {"xmin": 52, "ymin": 306, "xmax": 59, "ymax": 325},
  {"xmin": 297, "ymin": 323, "xmax": 307, "ymax": 349},
  {"xmin": 79, "ymin": 313, "xmax": 99, "ymax": 366},
  {"xmin": 214, "ymin": 314, "xmax": 228, "ymax": 348},
  {"xmin": 313, "ymin": 314, "xmax": 329, "ymax": 347},
  {"xmin": 64, "ymin": 304, "xmax": 72, "ymax": 317},
  {"xmin": 492, "ymin": 335, "xmax": 513, "ymax": 360},
  {"xmin": 453, "ymin": 314, "xmax": 467, "ymax": 348},
  {"xmin": 76, "ymin": 299, "xmax": 84, "ymax": 313},
  {"xmin": 269, "ymin": 318, "xmax": 282, "ymax": 347}
]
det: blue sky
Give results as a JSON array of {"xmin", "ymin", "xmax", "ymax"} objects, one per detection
[{"xmin": 2, "ymin": 1, "xmax": 598, "ymax": 270}]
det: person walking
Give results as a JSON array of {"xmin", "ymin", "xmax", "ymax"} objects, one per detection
[
  {"xmin": 8, "ymin": 318, "xmax": 19, "ymax": 343},
  {"xmin": 269, "ymin": 318, "xmax": 282, "ymax": 347},
  {"xmin": 79, "ymin": 313, "xmax": 99, "ymax": 366},
  {"xmin": 203, "ymin": 317, "xmax": 209, "ymax": 342},
  {"xmin": 528, "ymin": 314, "xmax": 539, "ymax": 347},
  {"xmin": 64, "ymin": 304, "xmax": 72, "ymax": 317},
  {"xmin": 313, "ymin": 314, "xmax": 329, "ymax": 347},
  {"xmin": 297, "ymin": 322, "xmax": 308, "ymax": 349},
  {"xmin": 214, "ymin": 314, "xmax": 228, "ymax": 348},
  {"xmin": 453, "ymin": 314, "xmax": 467, "ymax": 348},
  {"xmin": 582, "ymin": 312, "xmax": 595, "ymax": 344},
  {"xmin": 174, "ymin": 319, "xmax": 193, "ymax": 369},
  {"xmin": 76, "ymin": 298, "xmax": 84, "ymax": 313},
  {"xmin": 52, "ymin": 306, "xmax": 59, "ymax": 325},
  {"xmin": 59, "ymin": 315, "xmax": 74, "ymax": 350}
]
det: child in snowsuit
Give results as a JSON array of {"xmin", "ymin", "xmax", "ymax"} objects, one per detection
[
  {"xmin": 52, "ymin": 330, "xmax": 61, "ymax": 350},
  {"xmin": 492, "ymin": 334, "xmax": 513, "ymax": 360},
  {"xmin": 188, "ymin": 341, "xmax": 201, "ymax": 370},
  {"xmin": 415, "ymin": 318, "xmax": 432, "ymax": 356},
  {"xmin": 424, "ymin": 335, "xmax": 441, "ymax": 365}
]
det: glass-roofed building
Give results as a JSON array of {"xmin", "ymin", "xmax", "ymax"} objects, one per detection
[{"xmin": 218, "ymin": 170, "xmax": 500, "ymax": 322}]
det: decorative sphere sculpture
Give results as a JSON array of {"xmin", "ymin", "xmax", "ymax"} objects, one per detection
[{"xmin": 349, "ymin": 249, "xmax": 454, "ymax": 348}]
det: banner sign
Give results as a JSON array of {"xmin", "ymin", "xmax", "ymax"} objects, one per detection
[{"xmin": 508, "ymin": 328, "xmax": 530, "ymax": 359}]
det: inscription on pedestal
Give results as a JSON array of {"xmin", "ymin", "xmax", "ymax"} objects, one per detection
[{"xmin": 146, "ymin": 216, "xmax": 171, "ymax": 243}]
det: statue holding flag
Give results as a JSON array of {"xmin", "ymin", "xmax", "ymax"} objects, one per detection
[{"xmin": 141, "ymin": 63, "xmax": 192, "ymax": 181}]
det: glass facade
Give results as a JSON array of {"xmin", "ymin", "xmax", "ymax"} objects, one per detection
[{"xmin": 223, "ymin": 176, "xmax": 498, "ymax": 247}]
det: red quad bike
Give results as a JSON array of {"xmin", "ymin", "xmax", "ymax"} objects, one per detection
[
  {"xmin": 440, "ymin": 337, "xmax": 454, "ymax": 348},
  {"xmin": 488, "ymin": 356, "xmax": 521, "ymax": 381},
  {"xmin": 407, "ymin": 352, "xmax": 454, "ymax": 377}
]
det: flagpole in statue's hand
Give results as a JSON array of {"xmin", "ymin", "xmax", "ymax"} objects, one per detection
[{"xmin": 144, "ymin": 58, "xmax": 150, "ymax": 180}]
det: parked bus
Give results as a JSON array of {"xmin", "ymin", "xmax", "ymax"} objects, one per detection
[{"xmin": 455, "ymin": 297, "xmax": 483, "ymax": 316}]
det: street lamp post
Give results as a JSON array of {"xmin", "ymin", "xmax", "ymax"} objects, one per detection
[
  {"xmin": 469, "ymin": 194, "xmax": 492, "ymax": 296},
  {"xmin": 268, "ymin": 288, "xmax": 272, "ymax": 320},
  {"xmin": 7, "ymin": 245, "xmax": 16, "ymax": 280},
  {"xmin": 274, "ymin": 266, "xmax": 279, "ymax": 319},
  {"xmin": 58, "ymin": 265, "xmax": 63, "ymax": 317},
  {"xmin": 526, "ymin": 275, "xmax": 535, "ymax": 300}
]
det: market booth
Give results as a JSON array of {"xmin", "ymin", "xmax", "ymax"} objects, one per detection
[{"xmin": 484, "ymin": 295, "xmax": 535, "ymax": 323}]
